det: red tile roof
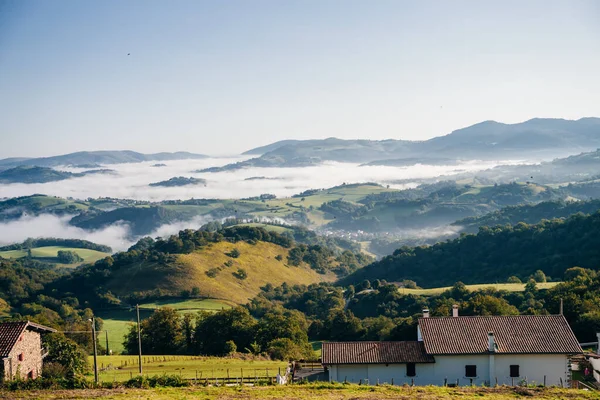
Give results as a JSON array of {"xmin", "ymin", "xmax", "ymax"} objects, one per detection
[
  {"xmin": 418, "ymin": 315, "xmax": 583, "ymax": 355},
  {"xmin": 0, "ymin": 321, "xmax": 56, "ymax": 357},
  {"xmin": 322, "ymin": 341, "xmax": 434, "ymax": 365}
]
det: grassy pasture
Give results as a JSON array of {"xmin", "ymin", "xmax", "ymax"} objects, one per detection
[
  {"xmin": 0, "ymin": 246, "xmax": 109, "ymax": 267},
  {"xmin": 400, "ymin": 282, "xmax": 559, "ymax": 296},
  {"xmin": 89, "ymin": 355, "xmax": 288, "ymax": 382},
  {"xmin": 7, "ymin": 384, "xmax": 599, "ymax": 399}
]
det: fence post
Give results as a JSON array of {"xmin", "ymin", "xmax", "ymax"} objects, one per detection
[
  {"xmin": 444, "ymin": 378, "xmax": 447, "ymax": 386},
  {"xmin": 543, "ymin": 375, "xmax": 546, "ymax": 387},
  {"xmin": 359, "ymin": 379, "xmax": 362, "ymax": 385}
]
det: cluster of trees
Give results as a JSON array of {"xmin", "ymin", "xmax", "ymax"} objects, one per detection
[
  {"xmin": 455, "ymin": 199, "xmax": 600, "ymax": 233},
  {"xmin": 246, "ymin": 267, "xmax": 600, "ymax": 344},
  {"xmin": 57, "ymin": 250, "xmax": 83, "ymax": 264},
  {"xmin": 344, "ymin": 211, "xmax": 600, "ymax": 288},
  {"xmin": 123, "ymin": 307, "xmax": 314, "ymax": 361},
  {"xmin": 0, "ymin": 238, "xmax": 111, "ymax": 253}
]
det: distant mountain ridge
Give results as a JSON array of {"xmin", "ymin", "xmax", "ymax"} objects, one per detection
[
  {"xmin": 208, "ymin": 118, "xmax": 600, "ymax": 172},
  {"xmin": 0, "ymin": 150, "xmax": 207, "ymax": 169}
]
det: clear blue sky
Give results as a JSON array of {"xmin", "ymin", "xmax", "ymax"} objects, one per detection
[{"xmin": 0, "ymin": 0, "xmax": 599, "ymax": 158}]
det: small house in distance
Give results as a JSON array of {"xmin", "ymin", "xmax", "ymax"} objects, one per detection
[
  {"xmin": 0, "ymin": 321, "xmax": 56, "ymax": 381},
  {"xmin": 323, "ymin": 307, "xmax": 583, "ymax": 387}
]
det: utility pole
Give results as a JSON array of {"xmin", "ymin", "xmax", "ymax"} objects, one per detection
[
  {"xmin": 137, "ymin": 304, "xmax": 143, "ymax": 375},
  {"xmin": 560, "ymin": 298, "xmax": 563, "ymax": 315},
  {"xmin": 89, "ymin": 317, "xmax": 98, "ymax": 384},
  {"xmin": 105, "ymin": 330, "xmax": 110, "ymax": 356}
]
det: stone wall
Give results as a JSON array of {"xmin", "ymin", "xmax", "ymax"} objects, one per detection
[{"xmin": 5, "ymin": 329, "xmax": 43, "ymax": 380}]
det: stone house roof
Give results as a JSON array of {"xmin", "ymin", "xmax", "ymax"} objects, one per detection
[
  {"xmin": 322, "ymin": 341, "xmax": 434, "ymax": 365},
  {"xmin": 0, "ymin": 321, "xmax": 56, "ymax": 358},
  {"xmin": 418, "ymin": 315, "xmax": 583, "ymax": 355}
]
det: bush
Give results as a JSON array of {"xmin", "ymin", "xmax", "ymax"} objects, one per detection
[
  {"xmin": 224, "ymin": 340, "xmax": 237, "ymax": 355},
  {"xmin": 206, "ymin": 268, "xmax": 220, "ymax": 278},
  {"xmin": 57, "ymin": 250, "xmax": 83, "ymax": 264},
  {"xmin": 233, "ymin": 268, "xmax": 248, "ymax": 280},
  {"xmin": 275, "ymin": 254, "xmax": 283, "ymax": 261},
  {"xmin": 123, "ymin": 375, "xmax": 190, "ymax": 388},
  {"xmin": 227, "ymin": 248, "xmax": 241, "ymax": 258},
  {"xmin": 507, "ymin": 276, "xmax": 522, "ymax": 283}
]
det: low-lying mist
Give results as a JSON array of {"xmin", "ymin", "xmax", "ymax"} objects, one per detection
[
  {"xmin": 0, "ymin": 157, "xmax": 526, "ymax": 201},
  {"xmin": 0, "ymin": 214, "xmax": 217, "ymax": 252}
]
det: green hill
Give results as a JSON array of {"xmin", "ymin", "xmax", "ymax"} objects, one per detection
[
  {"xmin": 342, "ymin": 211, "xmax": 600, "ymax": 288},
  {"xmin": 0, "ymin": 246, "xmax": 109, "ymax": 268}
]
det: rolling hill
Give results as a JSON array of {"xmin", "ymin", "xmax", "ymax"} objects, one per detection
[
  {"xmin": 342, "ymin": 211, "xmax": 600, "ymax": 288},
  {"xmin": 209, "ymin": 118, "xmax": 600, "ymax": 172},
  {"xmin": 0, "ymin": 150, "xmax": 207, "ymax": 170},
  {"xmin": 105, "ymin": 240, "xmax": 337, "ymax": 304},
  {"xmin": 0, "ymin": 166, "xmax": 114, "ymax": 184}
]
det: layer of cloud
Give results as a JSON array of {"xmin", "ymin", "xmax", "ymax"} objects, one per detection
[{"xmin": 0, "ymin": 157, "xmax": 527, "ymax": 201}]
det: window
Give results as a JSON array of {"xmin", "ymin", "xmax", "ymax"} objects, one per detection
[
  {"xmin": 18, "ymin": 353, "xmax": 24, "ymax": 362},
  {"xmin": 406, "ymin": 363, "xmax": 416, "ymax": 377},
  {"xmin": 465, "ymin": 365, "xmax": 477, "ymax": 377},
  {"xmin": 510, "ymin": 365, "xmax": 520, "ymax": 378}
]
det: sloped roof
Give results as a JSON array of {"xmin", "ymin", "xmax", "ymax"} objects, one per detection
[
  {"xmin": 0, "ymin": 321, "xmax": 56, "ymax": 357},
  {"xmin": 418, "ymin": 315, "xmax": 583, "ymax": 355},
  {"xmin": 322, "ymin": 341, "xmax": 434, "ymax": 365}
]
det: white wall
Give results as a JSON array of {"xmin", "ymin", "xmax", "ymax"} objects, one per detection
[{"xmin": 328, "ymin": 354, "xmax": 570, "ymax": 387}]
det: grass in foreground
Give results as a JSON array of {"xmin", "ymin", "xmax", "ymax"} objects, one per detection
[
  {"xmin": 89, "ymin": 355, "xmax": 287, "ymax": 382},
  {"xmin": 4, "ymin": 383, "xmax": 600, "ymax": 399},
  {"xmin": 401, "ymin": 282, "xmax": 559, "ymax": 296}
]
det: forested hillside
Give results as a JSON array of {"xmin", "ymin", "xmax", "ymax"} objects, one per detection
[
  {"xmin": 455, "ymin": 199, "xmax": 600, "ymax": 232},
  {"xmin": 343, "ymin": 212, "xmax": 600, "ymax": 288}
]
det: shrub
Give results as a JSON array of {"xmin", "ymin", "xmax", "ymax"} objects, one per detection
[
  {"xmin": 507, "ymin": 276, "xmax": 522, "ymax": 283},
  {"xmin": 206, "ymin": 268, "xmax": 220, "ymax": 278},
  {"xmin": 227, "ymin": 248, "xmax": 241, "ymax": 258},
  {"xmin": 224, "ymin": 340, "xmax": 237, "ymax": 355},
  {"xmin": 275, "ymin": 254, "xmax": 283, "ymax": 261},
  {"xmin": 124, "ymin": 375, "xmax": 190, "ymax": 388},
  {"xmin": 233, "ymin": 268, "xmax": 248, "ymax": 280}
]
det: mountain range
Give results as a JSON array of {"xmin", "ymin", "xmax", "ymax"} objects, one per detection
[
  {"xmin": 0, "ymin": 150, "xmax": 207, "ymax": 170},
  {"xmin": 203, "ymin": 117, "xmax": 600, "ymax": 172}
]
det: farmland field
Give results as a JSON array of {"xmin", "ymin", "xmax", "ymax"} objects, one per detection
[
  {"xmin": 89, "ymin": 355, "xmax": 288, "ymax": 382},
  {"xmin": 5, "ymin": 384, "xmax": 599, "ymax": 399},
  {"xmin": 400, "ymin": 282, "xmax": 559, "ymax": 296},
  {"xmin": 0, "ymin": 246, "xmax": 109, "ymax": 267}
]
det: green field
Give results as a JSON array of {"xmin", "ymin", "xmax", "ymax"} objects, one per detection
[
  {"xmin": 400, "ymin": 282, "xmax": 559, "ymax": 296},
  {"xmin": 5, "ymin": 383, "xmax": 599, "ymax": 399},
  {"xmin": 0, "ymin": 246, "xmax": 109, "ymax": 267},
  {"xmin": 96, "ymin": 299, "xmax": 234, "ymax": 354},
  {"xmin": 89, "ymin": 355, "xmax": 288, "ymax": 382}
]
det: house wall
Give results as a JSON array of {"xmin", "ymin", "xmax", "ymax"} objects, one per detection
[
  {"xmin": 6, "ymin": 329, "xmax": 43, "ymax": 380},
  {"xmin": 328, "ymin": 354, "xmax": 570, "ymax": 387},
  {"xmin": 329, "ymin": 363, "xmax": 436, "ymax": 385}
]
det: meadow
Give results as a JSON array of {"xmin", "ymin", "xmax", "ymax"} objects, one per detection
[
  {"xmin": 399, "ymin": 282, "xmax": 559, "ymax": 296},
  {"xmin": 5, "ymin": 383, "xmax": 599, "ymax": 399},
  {"xmin": 0, "ymin": 246, "xmax": 109, "ymax": 268},
  {"xmin": 88, "ymin": 355, "xmax": 288, "ymax": 383}
]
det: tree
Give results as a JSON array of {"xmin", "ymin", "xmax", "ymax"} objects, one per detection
[
  {"xmin": 532, "ymin": 270, "xmax": 547, "ymax": 283},
  {"xmin": 57, "ymin": 250, "xmax": 83, "ymax": 264},
  {"xmin": 507, "ymin": 276, "xmax": 522, "ymax": 283},
  {"xmin": 44, "ymin": 333, "xmax": 88, "ymax": 379},
  {"xmin": 124, "ymin": 307, "xmax": 183, "ymax": 355},
  {"xmin": 233, "ymin": 268, "xmax": 248, "ymax": 280},
  {"xmin": 267, "ymin": 338, "xmax": 313, "ymax": 361},
  {"xmin": 194, "ymin": 307, "xmax": 257, "ymax": 355}
]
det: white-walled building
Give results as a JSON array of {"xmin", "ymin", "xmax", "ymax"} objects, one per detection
[{"xmin": 323, "ymin": 311, "xmax": 582, "ymax": 387}]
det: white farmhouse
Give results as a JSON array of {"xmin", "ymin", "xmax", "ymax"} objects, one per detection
[{"xmin": 323, "ymin": 308, "xmax": 582, "ymax": 387}]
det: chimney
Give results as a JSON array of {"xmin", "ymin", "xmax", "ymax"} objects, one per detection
[
  {"xmin": 488, "ymin": 332, "xmax": 496, "ymax": 353},
  {"xmin": 452, "ymin": 304, "xmax": 459, "ymax": 318},
  {"xmin": 423, "ymin": 308, "xmax": 430, "ymax": 318}
]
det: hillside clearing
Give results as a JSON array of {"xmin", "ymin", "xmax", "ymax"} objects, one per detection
[
  {"xmin": 0, "ymin": 246, "xmax": 109, "ymax": 267},
  {"xmin": 5, "ymin": 384, "xmax": 599, "ymax": 399},
  {"xmin": 104, "ymin": 241, "xmax": 336, "ymax": 305},
  {"xmin": 400, "ymin": 282, "xmax": 559, "ymax": 296}
]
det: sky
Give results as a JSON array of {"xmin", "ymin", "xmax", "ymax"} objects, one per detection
[{"xmin": 0, "ymin": 0, "xmax": 599, "ymax": 158}]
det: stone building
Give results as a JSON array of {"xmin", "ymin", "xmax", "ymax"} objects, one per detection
[{"xmin": 0, "ymin": 321, "xmax": 56, "ymax": 381}]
